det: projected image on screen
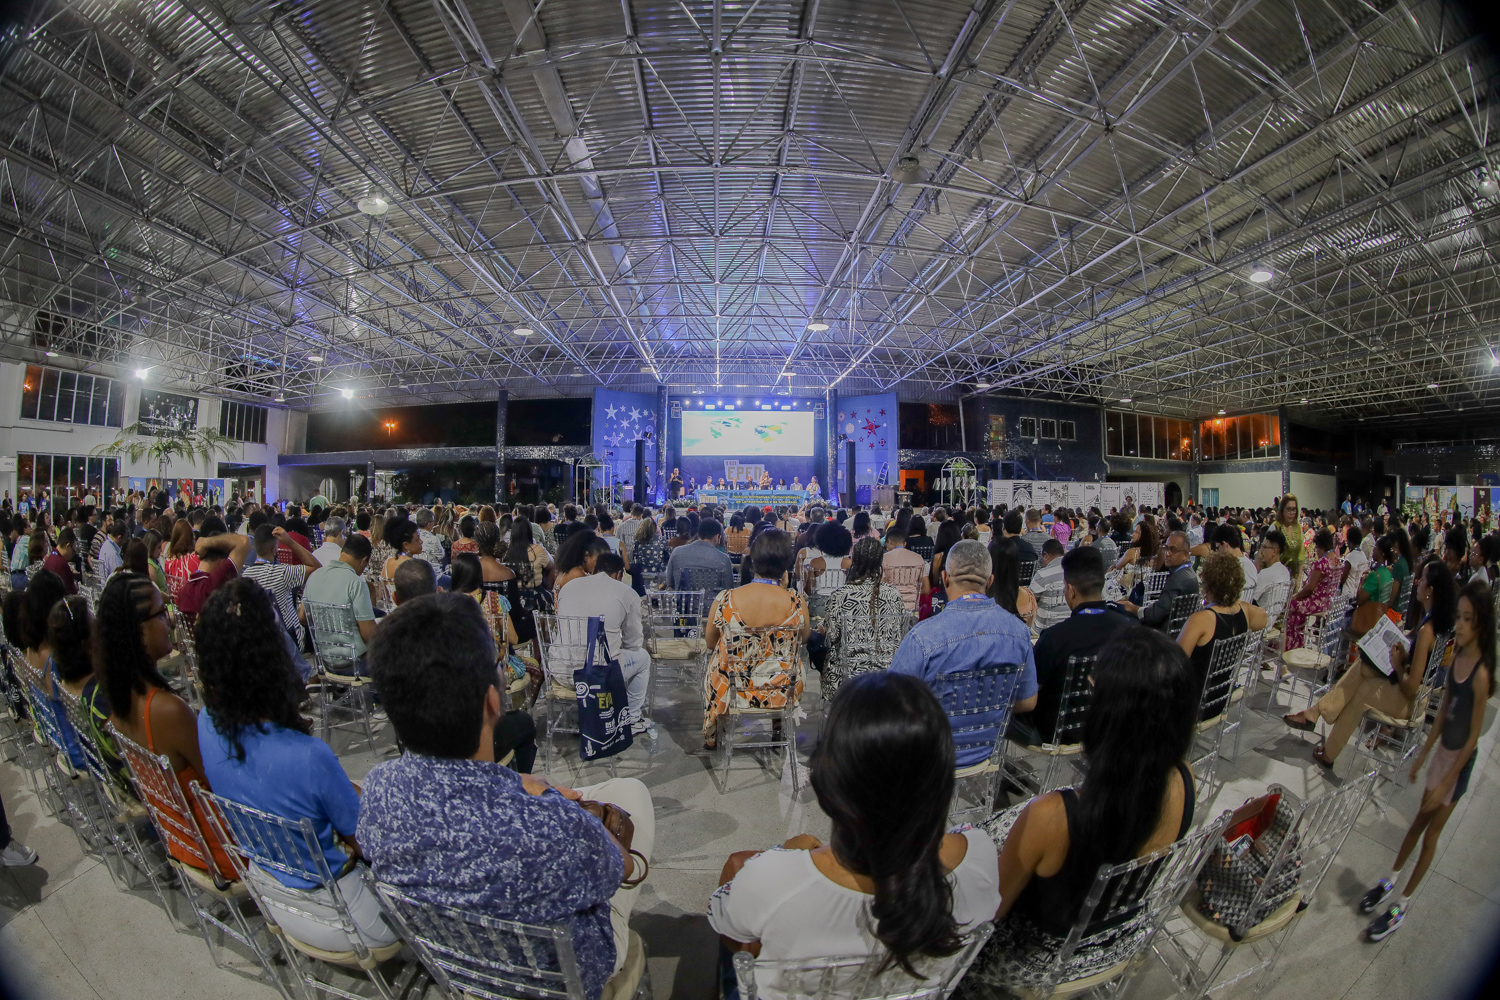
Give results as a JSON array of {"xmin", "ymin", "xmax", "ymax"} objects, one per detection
[{"xmin": 681, "ymin": 412, "xmax": 814, "ymax": 456}]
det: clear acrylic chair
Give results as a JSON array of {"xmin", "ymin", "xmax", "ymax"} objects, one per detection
[
  {"xmin": 713, "ymin": 623, "xmax": 806, "ymax": 793},
  {"xmin": 367, "ymin": 873, "xmax": 652, "ymax": 1000},
  {"xmin": 1165, "ymin": 590, "xmax": 1202, "ymax": 637},
  {"xmin": 1017, "ymin": 558, "xmax": 1037, "ymax": 587},
  {"xmin": 1251, "ymin": 582, "xmax": 1291, "ymax": 671},
  {"xmin": 1226, "ymin": 627, "xmax": 1268, "ymax": 759},
  {"xmin": 1007, "ymin": 654, "xmax": 1095, "ymax": 796},
  {"xmin": 641, "ymin": 590, "xmax": 710, "ymax": 717},
  {"xmin": 1272, "ymin": 593, "xmax": 1350, "ymax": 714},
  {"xmin": 939, "ymin": 660, "xmax": 1029, "ymax": 826},
  {"xmin": 1349, "ymin": 630, "xmax": 1453, "ymax": 783},
  {"xmin": 533, "ymin": 613, "xmax": 624, "ymax": 777},
  {"xmin": 682, "ymin": 565, "xmax": 730, "ymax": 606},
  {"xmin": 1190, "ymin": 631, "xmax": 1252, "ymax": 804},
  {"xmin": 1142, "ymin": 570, "xmax": 1170, "ymax": 602},
  {"xmin": 15, "ymin": 666, "xmax": 112, "ymax": 856},
  {"xmin": 304, "ymin": 600, "xmax": 383, "ymax": 752},
  {"xmin": 969, "ymin": 810, "xmax": 1232, "ymax": 1000},
  {"xmin": 1153, "ymin": 771, "xmax": 1378, "ymax": 999},
  {"xmin": 54, "ymin": 684, "xmax": 172, "ymax": 899},
  {"xmin": 194, "ymin": 787, "xmax": 411, "ymax": 1000},
  {"xmin": 880, "ymin": 564, "xmax": 924, "ymax": 612},
  {"xmin": 110, "ymin": 724, "xmax": 286, "ymax": 990},
  {"xmin": 731, "ymin": 924, "xmax": 992, "ymax": 1000}
]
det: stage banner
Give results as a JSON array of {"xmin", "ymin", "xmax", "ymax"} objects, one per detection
[
  {"xmin": 838, "ymin": 394, "xmax": 898, "ymax": 487},
  {"xmin": 721, "ymin": 461, "xmax": 766, "ymax": 485},
  {"xmin": 206, "ymin": 479, "xmax": 226, "ymax": 507},
  {"xmin": 1100, "ymin": 484, "xmax": 1124, "ymax": 510},
  {"xmin": 593, "ymin": 389, "xmax": 658, "ymax": 501}
]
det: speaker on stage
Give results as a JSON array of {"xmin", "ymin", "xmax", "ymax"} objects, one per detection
[
  {"xmin": 845, "ymin": 440, "xmax": 856, "ymax": 507},
  {"xmin": 634, "ymin": 439, "xmax": 647, "ymax": 507}
]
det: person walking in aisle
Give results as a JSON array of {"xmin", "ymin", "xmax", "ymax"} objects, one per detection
[{"xmin": 1362, "ymin": 581, "xmax": 1493, "ymax": 941}]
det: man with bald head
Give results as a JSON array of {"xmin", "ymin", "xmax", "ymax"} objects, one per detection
[
  {"xmin": 888, "ymin": 539, "xmax": 1038, "ymax": 768},
  {"xmin": 1117, "ymin": 529, "xmax": 1200, "ymax": 631}
]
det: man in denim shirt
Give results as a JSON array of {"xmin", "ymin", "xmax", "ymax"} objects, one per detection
[
  {"xmin": 888, "ymin": 539, "xmax": 1038, "ymax": 768},
  {"xmin": 358, "ymin": 593, "xmax": 655, "ymax": 999}
]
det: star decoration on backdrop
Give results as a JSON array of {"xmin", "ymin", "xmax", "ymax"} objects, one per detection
[{"xmin": 604, "ymin": 404, "xmax": 619, "ymax": 420}]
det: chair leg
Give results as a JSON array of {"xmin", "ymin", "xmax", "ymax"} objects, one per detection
[{"xmin": 783, "ymin": 705, "xmax": 799, "ymax": 791}]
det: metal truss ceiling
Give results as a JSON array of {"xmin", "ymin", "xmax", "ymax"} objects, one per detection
[{"xmin": 0, "ymin": 0, "xmax": 1498, "ymax": 422}]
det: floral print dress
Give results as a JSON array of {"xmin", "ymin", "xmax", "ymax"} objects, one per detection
[
  {"xmin": 1284, "ymin": 549, "xmax": 1341, "ymax": 650},
  {"xmin": 702, "ymin": 588, "xmax": 806, "ymax": 741}
]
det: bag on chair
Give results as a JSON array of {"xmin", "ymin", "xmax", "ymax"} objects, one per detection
[
  {"xmin": 1195, "ymin": 791, "xmax": 1302, "ymax": 938},
  {"xmin": 575, "ymin": 616, "xmax": 633, "ymax": 762}
]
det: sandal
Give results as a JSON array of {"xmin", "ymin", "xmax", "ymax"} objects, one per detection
[
  {"xmin": 1283, "ymin": 713, "xmax": 1316, "ymax": 732},
  {"xmin": 1311, "ymin": 746, "xmax": 1336, "ymax": 768}
]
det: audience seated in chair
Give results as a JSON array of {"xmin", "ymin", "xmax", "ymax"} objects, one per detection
[
  {"xmin": 1178, "ymin": 552, "xmax": 1267, "ymax": 719},
  {"xmin": 1030, "ymin": 538, "xmax": 1069, "ymax": 633},
  {"xmin": 958, "ymin": 628, "xmax": 1199, "ymax": 995},
  {"xmin": 556, "ymin": 551, "xmax": 653, "ymax": 734},
  {"xmin": 701, "ymin": 530, "xmax": 810, "ymax": 751},
  {"xmin": 195, "ymin": 577, "xmax": 398, "ymax": 953},
  {"xmin": 666, "ymin": 518, "xmax": 735, "ymax": 594},
  {"xmin": 711, "ymin": 672, "xmax": 999, "ymax": 985},
  {"xmin": 889, "ymin": 540, "xmax": 1038, "ymax": 768},
  {"xmin": 1285, "ymin": 560, "xmax": 1456, "ymax": 767},
  {"xmin": 1117, "ymin": 530, "xmax": 1198, "ymax": 630},
  {"xmin": 300, "ymin": 534, "xmax": 377, "ymax": 673},
  {"xmin": 987, "ymin": 536, "xmax": 1038, "ymax": 633},
  {"xmin": 392, "ymin": 556, "xmax": 436, "ymax": 605},
  {"xmin": 1011, "ymin": 547, "xmax": 1136, "ymax": 746},
  {"xmin": 3, "ymin": 571, "xmax": 85, "ymax": 768},
  {"xmin": 357, "ymin": 593, "xmax": 655, "ymax": 1000},
  {"xmin": 96, "ymin": 572, "xmax": 236, "ymax": 880},
  {"xmin": 174, "ymin": 517, "xmax": 250, "ymax": 620},
  {"xmin": 819, "ymin": 538, "xmax": 906, "ymax": 701},
  {"xmin": 1253, "ymin": 530, "xmax": 1292, "ymax": 620}
]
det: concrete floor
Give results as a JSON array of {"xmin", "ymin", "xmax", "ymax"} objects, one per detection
[{"xmin": 1, "ymin": 657, "xmax": 1498, "ymax": 1000}]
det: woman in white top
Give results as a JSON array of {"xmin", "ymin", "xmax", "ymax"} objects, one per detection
[{"xmin": 710, "ymin": 672, "xmax": 999, "ymax": 991}]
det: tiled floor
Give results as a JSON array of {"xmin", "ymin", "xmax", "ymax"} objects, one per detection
[{"xmin": 1, "ymin": 660, "xmax": 1497, "ymax": 999}]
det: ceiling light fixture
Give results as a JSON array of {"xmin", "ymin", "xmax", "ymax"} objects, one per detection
[
  {"xmin": 276, "ymin": 394, "xmax": 286, "ymax": 402},
  {"xmin": 356, "ymin": 195, "xmax": 390, "ymax": 216},
  {"xmin": 44, "ymin": 350, "xmax": 58, "ymax": 357},
  {"xmin": 1427, "ymin": 382, "xmax": 1440, "ymax": 389},
  {"xmin": 1217, "ymin": 408, "xmax": 1227, "ymax": 415},
  {"xmin": 975, "ymin": 381, "xmax": 992, "ymax": 390},
  {"xmin": 1300, "ymin": 398, "xmax": 1309, "ymax": 403},
  {"xmin": 806, "ymin": 321, "xmax": 828, "ymax": 332},
  {"xmin": 1248, "ymin": 262, "xmax": 1274, "ymax": 283},
  {"xmin": 891, "ymin": 154, "xmax": 924, "ymax": 184},
  {"xmin": 1119, "ymin": 397, "xmax": 1132, "ymax": 403},
  {"xmin": 1480, "ymin": 173, "xmax": 1499, "ymax": 198},
  {"xmin": 341, "ymin": 388, "xmax": 354, "ymax": 399},
  {"xmin": 307, "ymin": 354, "xmax": 323, "ymax": 362},
  {"xmin": 134, "ymin": 368, "xmax": 149, "ymax": 379},
  {"xmin": 513, "ymin": 327, "xmax": 534, "ymax": 337}
]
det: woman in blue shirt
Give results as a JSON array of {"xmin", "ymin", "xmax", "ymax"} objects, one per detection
[{"xmin": 195, "ymin": 577, "xmax": 397, "ymax": 954}]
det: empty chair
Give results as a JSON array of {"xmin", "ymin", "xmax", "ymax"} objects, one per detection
[
  {"xmin": 732, "ymin": 927, "xmax": 992, "ymax": 1000},
  {"xmin": 1007, "ymin": 654, "xmax": 1095, "ymax": 796},
  {"xmin": 303, "ymin": 601, "xmax": 383, "ymax": 751},
  {"xmin": 940, "ymin": 660, "xmax": 1031, "ymax": 825}
]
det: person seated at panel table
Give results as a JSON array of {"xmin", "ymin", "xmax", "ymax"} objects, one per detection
[
  {"xmin": 777, "ymin": 478, "xmax": 787, "ymax": 489},
  {"xmin": 791, "ymin": 477, "xmax": 803, "ymax": 492},
  {"xmin": 717, "ymin": 477, "xmax": 728, "ymax": 491},
  {"xmin": 759, "ymin": 470, "xmax": 773, "ymax": 490}
]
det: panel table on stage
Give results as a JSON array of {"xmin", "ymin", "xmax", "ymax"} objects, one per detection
[{"xmin": 690, "ymin": 489, "xmax": 816, "ymax": 509}]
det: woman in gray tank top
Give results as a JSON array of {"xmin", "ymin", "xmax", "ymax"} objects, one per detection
[{"xmin": 1363, "ymin": 580, "xmax": 1494, "ymax": 943}]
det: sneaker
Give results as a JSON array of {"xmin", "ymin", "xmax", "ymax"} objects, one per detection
[
  {"xmin": 1, "ymin": 841, "xmax": 37, "ymax": 867},
  {"xmin": 1367, "ymin": 903, "xmax": 1404, "ymax": 941},
  {"xmin": 631, "ymin": 716, "xmax": 655, "ymax": 736},
  {"xmin": 1359, "ymin": 878, "xmax": 1395, "ymax": 914}
]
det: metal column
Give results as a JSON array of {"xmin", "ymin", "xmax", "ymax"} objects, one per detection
[
  {"xmin": 1278, "ymin": 405, "xmax": 1291, "ymax": 497},
  {"xmin": 494, "ymin": 389, "xmax": 508, "ymax": 504},
  {"xmin": 657, "ymin": 385, "xmax": 669, "ymax": 505}
]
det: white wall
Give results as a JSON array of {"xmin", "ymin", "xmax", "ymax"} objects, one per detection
[
  {"xmin": 0, "ymin": 361, "xmax": 286, "ymax": 501},
  {"xmin": 1199, "ymin": 470, "xmax": 1283, "ymax": 508},
  {"xmin": 1290, "ymin": 471, "xmax": 1337, "ymax": 512}
]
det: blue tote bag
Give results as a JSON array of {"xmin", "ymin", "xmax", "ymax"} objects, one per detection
[{"xmin": 576, "ymin": 616, "xmax": 633, "ymax": 761}]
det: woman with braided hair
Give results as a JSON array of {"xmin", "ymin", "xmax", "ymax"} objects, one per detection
[{"xmin": 820, "ymin": 538, "xmax": 907, "ymax": 700}]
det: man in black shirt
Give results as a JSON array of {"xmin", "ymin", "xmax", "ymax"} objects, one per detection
[{"xmin": 1009, "ymin": 546, "xmax": 1136, "ymax": 744}]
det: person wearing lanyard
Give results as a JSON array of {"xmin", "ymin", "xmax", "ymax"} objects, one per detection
[{"xmin": 1116, "ymin": 530, "xmax": 1199, "ymax": 631}]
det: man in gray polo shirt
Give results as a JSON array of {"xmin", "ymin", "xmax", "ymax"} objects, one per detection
[{"xmin": 301, "ymin": 534, "xmax": 377, "ymax": 670}]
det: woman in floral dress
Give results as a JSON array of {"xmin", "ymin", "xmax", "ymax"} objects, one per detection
[{"xmin": 1284, "ymin": 528, "xmax": 1340, "ymax": 650}]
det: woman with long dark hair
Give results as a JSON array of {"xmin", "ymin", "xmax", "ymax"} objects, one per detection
[
  {"xmin": 711, "ymin": 672, "xmax": 997, "ymax": 977},
  {"xmin": 960, "ymin": 628, "xmax": 1199, "ymax": 992},
  {"xmin": 1363, "ymin": 580, "xmax": 1494, "ymax": 941},
  {"xmin": 987, "ymin": 535, "xmax": 1037, "ymax": 628},
  {"xmin": 195, "ymin": 578, "xmax": 398, "ymax": 951},
  {"xmin": 928, "ymin": 518, "xmax": 963, "ymax": 590},
  {"xmin": 820, "ymin": 538, "xmax": 906, "ymax": 699},
  {"xmin": 95, "ymin": 571, "xmax": 235, "ymax": 879}
]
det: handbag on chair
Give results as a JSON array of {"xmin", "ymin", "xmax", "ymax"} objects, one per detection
[
  {"xmin": 575, "ymin": 616, "xmax": 633, "ymax": 762},
  {"xmin": 1194, "ymin": 792, "xmax": 1302, "ymax": 938}
]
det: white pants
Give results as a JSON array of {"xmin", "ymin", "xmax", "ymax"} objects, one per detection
[
  {"xmin": 246, "ymin": 863, "xmax": 399, "ymax": 954},
  {"xmin": 573, "ymin": 777, "xmax": 655, "ymax": 977},
  {"xmin": 616, "ymin": 646, "xmax": 652, "ymax": 724}
]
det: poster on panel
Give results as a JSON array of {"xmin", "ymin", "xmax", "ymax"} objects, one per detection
[
  {"xmin": 987, "ymin": 480, "xmax": 1012, "ymax": 505},
  {"xmin": 1011, "ymin": 480, "xmax": 1034, "ymax": 509},
  {"xmin": 1100, "ymin": 483, "xmax": 1123, "ymax": 509},
  {"xmin": 1137, "ymin": 482, "xmax": 1164, "ymax": 508},
  {"xmin": 1067, "ymin": 482, "xmax": 1089, "ymax": 507},
  {"xmin": 1048, "ymin": 482, "xmax": 1070, "ymax": 508},
  {"xmin": 1079, "ymin": 482, "xmax": 1100, "ymax": 511}
]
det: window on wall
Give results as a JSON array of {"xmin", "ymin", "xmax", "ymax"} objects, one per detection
[
  {"xmin": 219, "ymin": 400, "xmax": 268, "ymax": 444},
  {"xmin": 1104, "ymin": 410, "xmax": 1193, "ymax": 460},
  {"xmin": 1040, "ymin": 418, "xmax": 1057, "ymax": 440},
  {"xmin": 13, "ymin": 452, "xmax": 119, "ymax": 501},
  {"xmin": 137, "ymin": 389, "xmax": 199, "ymax": 435},
  {"xmin": 1060, "ymin": 420, "xmax": 1076, "ymax": 442},
  {"xmin": 1018, "ymin": 416, "xmax": 1038, "ymax": 439},
  {"xmin": 18, "ymin": 364, "xmax": 123, "ymax": 427},
  {"xmin": 1199, "ymin": 412, "xmax": 1280, "ymax": 460}
]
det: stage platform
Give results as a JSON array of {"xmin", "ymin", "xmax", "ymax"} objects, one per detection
[{"xmin": 678, "ymin": 488, "xmax": 821, "ymax": 508}]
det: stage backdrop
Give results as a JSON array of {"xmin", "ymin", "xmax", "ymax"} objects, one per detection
[
  {"xmin": 674, "ymin": 405, "xmax": 819, "ymax": 491},
  {"xmin": 838, "ymin": 394, "xmax": 899, "ymax": 489},
  {"xmin": 592, "ymin": 390, "xmax": 658, "ymax": 502}
]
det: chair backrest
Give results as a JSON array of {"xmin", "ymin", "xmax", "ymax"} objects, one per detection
[
  {"xmin": 1229, "ymin": 773, "xmax": 1377, "ymax": 936},
  {"xmin": 1256, "ymin": 581, "xmax": 1289, "ymax": 625},
  {"xmin": 366, "ymin": 875, "xmax": 588, "ymax": 1000},
  {"xmin": 932, "ymin": 661, "xmax": 1029, "ymax": 764},
  {"xmin": 366, "ymin": 572, "xmax": 394, "ymax": 612},
  {"xmin": 1095, "ymin": 537, "xmax": 1119, "ymax": 563},
  {"xmin": 1167, "ymin": 593, "xmax": 1202, "ymax": 637},
  {"xmin": 1048, "ymin": 810, "xmax": 1232, "ymax": 986},
  {"xmin": 731, "ymin": 924, "xmax": 993, "ymax": 1000},
  {"xmin": 110, "ymin": 723, "xmax": 230, "ymax": 882},
  {"xmin": 1017, "ymin": 559, "xmax": 1036, "ymax": 587},
  {"xmin": 534, "ymin": 613, "xmax": 596, "ymax": 682},
  {"xmin": 1198, "ymin": 630, "xmax": 1252, "ymax": 720},
  {"xmin": 193, "ymin": 786, "xmax": 342, "ymax": 894},
  {"xmin": 1415, "ymin": 629, "xmax": 1455, "ymax": 707},
  {"xmin": 54, "ymin": 684, "xmax": 121, "ymax": 792},
  {"xmin": 304, "ymin": 601, "xmax": 360, "ymax": 670},
  {"xmin": 1142, "ymin": 570, "xmax": 1170, "ymax": 601},
  {"xmin": 1052, "ymin": 654, "xmax": 1097, "ymax": 747},
  {"xmin": 1316, "ymin": 594, "xmax": 1352, "ymax": 662},
  {"xmin": 807, "ymin": 565, "xmax": 847, "ymax": 596}
]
